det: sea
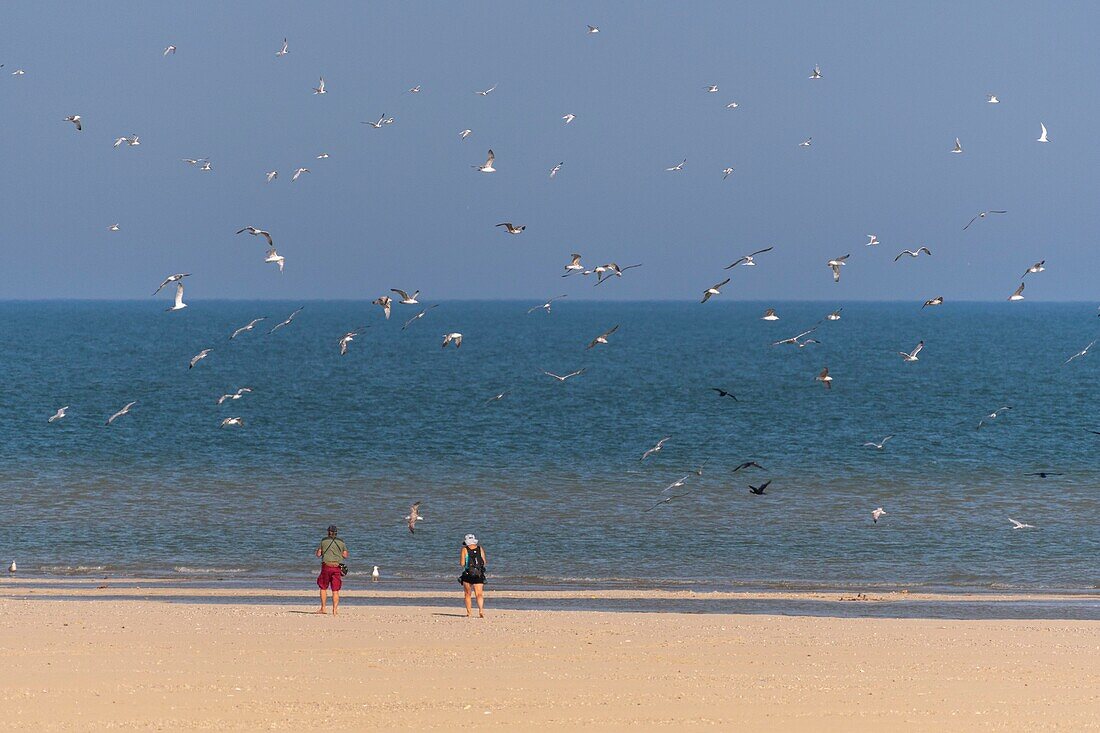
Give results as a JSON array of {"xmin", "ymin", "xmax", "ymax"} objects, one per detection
[{"xmin": 1, "ymin": 300, "xmax": 1098, "ymax": 595}]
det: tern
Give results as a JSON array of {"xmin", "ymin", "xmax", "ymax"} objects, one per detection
[
  {"xmin": 1008, "ymin": 283, "xmax": 1025, "ymax": 301},
  {"xmin": 163, "ymin": 44, "xmax": 176, "ymax": 56},
  {"xmin": 474, "ymin": 85, "xmax": 497, "ymax": 96},
  {"xmin": 189, "ymin": 348, "xmax": 213, "ymax": 369},
  {"xmin": 217, "ymin": 388, "xmax": 252, "ymax": 405},
  {"xmin": 871, "ymin": 508, "xmax": 886, "ymax": 524},
  {"xmin": 338, "ymin": 329, "xmax": 364, "ymax": 356},
  {"xmin": 1063, "ymin": 340, "xmax": 1096, "ymax": 365},
  {"xmin": 528, "ymin": 295, "xmax": 567, "ymax": 314},
  {"xmin": 898, "ymin": 341, "xmax": 924, "ymax": 362},
  {"xmin": 459, "ymin": 129, "xmax": 472, "ymax": 139},
  {"xmin": 64, "ymin": 115, "xmax": 82, "ymax": 131},
  {"xmin": 863, "ymin": 435, "xmax": 894, "ymax": 449},
  {"xmin": 362, "ymin": 113, "xmax": 394, "ymax": 128},
  {"xmin": 264, "ymin": 248, "xmax": 285, "ymax": 272},
  {"xmin": 165, "ymin": 281, "xmax": 187, "ymax": 311},
  {"xmin": 827, "ymin": 254, "xmax": 850, "ymax": 282},
  {"xmin": 722, "ymin": 167, "xmax": 734, "ymax": 179},
  {"xmin": 406, "ymin": 502, "xmax": 424, "ymax": 533},
  {"xmin": 748, "ymin": 480, "xmax": 771, "ymax": 495},
  {"xmin": 474, "ymin": 150, "xmax": 496, "ymax": 172},
  {"xmin": 922, "ymin": 296, "xmax": 943, "ymax": 309},
  {"xmin": 268, "ymin": 307, "xmax": 303, "ymax": 334},
  {"xmin": 826, "ymin": 309, "xmax": 842, "ymax": 321},
  {"xmin": 276, "ymin": 38, "xmax": 288, "ymax": 56},
  {"xmin": 496, "ymin": 222, "xmax": 525, "ymax": 234},
  {"xmin": 701, "ymin": 278, "xmax": 731, "ymax": 303},
  {"xmin": 1023, "ymin": 261, "xmax": 1045, "ymax": 277},
  {"xmin": 1009, "ymin": 518, "xmax": 1034, "ymax": 530},
  {"xmin": 442, "ymin": 332, "xmax": 463, "ymax": 348},
  {"xmin": 665, "ymin": 159, "xmax": 687, "ymax": 172},
  {"xmin": 773, "ymin": 328, "xmax": 818, "ymax": 346},
  {"xmin": 105, "ymin": 401, "xmax": 137, "ymax": 426},
  {"xmin": 1037, "ymin": 122, "xmax": 1049, "ymax": 143},
  {"xmin": 977, "ymin": 406, "xmax": 1012, "ymax": 429},
  {"xmin": 641, "ymin": 437, "xmax": 671, "ymax": 461},
  {"xmin": 48, "ymin": 406, "xmax": 69, "ymax": 423},
  {"xmin": 292, "ymin": 167, "xmax": 309, "ymax": 181},
  {"xmin": 562, "ymin": 254, "xmax": 584, "ymax": 276},
  {"xmin": 725, "ymin": 247, "xmax": 773, "ymax": 269},
  {"xmin": 799, "ymin": 138, "xmax": 812, "ymax": 147},
  {"xmin": 732, "ymin": 461, "xmax": 765, "ymax": 472},
  {"xmin": 266, "ymin": 170, "xmax": 278, "ymax": 183},
  {"xmin": 809, "ymin": 64, "xmax": 822, "ymax": 79},
  {"xmin": 952, "ymin": 137, "xmax": 963, "ymax": 153},
  {"xmin": 816, "ymin": 367, "xmax": 833, "ymax": 389},
  {"xmin": 236, "ymin": 226, "xmax": 273, "ymax": 246},
  {"xmin": 372, "ymin": 296, "xmax": 392, "ymax": 319},
  {"xmin": 391, "ymin": 289, "xmax": 420, "ymax": 305},
  {"xmin": 230, "ymin": 318, "xmax": 266, "ymax": 339},
  {"xmin": 543, "ymin": 368, "xmax": 585, "ymax": 382},
  {"xmin": 866, "ymin": 234, "xmax": 879, "ymax": 246},
  {"xmin": 401, "ymin": 305, "xmax": 438, "ymax": 330},
  {"xmin": 711, "ymin": 388, "xmax": 738, "ymax": 401},
  {"xmin": 963, "ymin": 211, "xmax": 1007, "ymax": 230},
  {"xmin": 894, "ymin": 247, "xmax": 932, "ymax": 261},
  {"xmin": 153, "ymin": 273, "xmax": 190, "ymax": 296},
  {"xmin": 549, "ymin": 162, "xmax": 563, "ymax": 178},
  {"xmin": 587, "ymin": 25, "xmax": 599, "ymax": 34},
  {"xmin": 220, "ymin": 417, "xmax": 244, "ymax": 428},
  {"xmin": 761, "ymin": 308, "xmax": 779, "ymax": 321},
  {"xmin": 586, "ymin": 324, "xmax": 619, "ymax": 349},
  {"xmin": 986, "ymin": 94, "xmax": 999, "ymax": 104},
  {"xmin": 562, "ymin": 113, "xmax": 575, "ymax": 124},
  {"xmin": 313, "ymin": 77, "xmax": 326, "ymax": 94}
]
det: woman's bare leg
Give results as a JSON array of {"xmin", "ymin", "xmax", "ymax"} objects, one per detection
[
  {"xmin": 463, "ymin": 582, "xmax": 473, "ymax": 616},
  {"xmin": 473, "ymin": 584, "xmax": 485, "ymax": 617}
]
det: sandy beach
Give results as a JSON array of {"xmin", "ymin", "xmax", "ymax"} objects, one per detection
[{"xmin": 0, "ymin": 582, "xmax": 1097, "ymax": 731}]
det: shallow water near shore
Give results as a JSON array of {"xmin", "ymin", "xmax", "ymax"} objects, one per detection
[{"xmin": 2, "ymin": 300, "xmax": 1098, "ymax": 591}]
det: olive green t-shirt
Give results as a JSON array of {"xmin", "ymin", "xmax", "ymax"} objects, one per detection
[{"xmin": 318, "ymin": 537, "xmax": 347, "ymax": 565}]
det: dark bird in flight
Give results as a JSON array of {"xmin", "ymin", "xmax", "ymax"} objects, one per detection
[
  {"xmin": 748, "ymin": 480, "xmax": 771, "ymax": 495},
  {"xmin": 732, "ymin": 461, "xmax": 765, "ymax": 473},
  {"xmin": 711, "ymin": 388, "xmax": 738, "ymax": 401},
  {"xmin": 1024, "ymin": 472, "xmax": 1063, "ymax": 478}
]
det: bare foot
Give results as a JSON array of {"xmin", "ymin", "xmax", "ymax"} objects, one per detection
[
  {"xmin": 479, "ymin": 613, "xmax": 485, "ymax": 618},
  {"xmin": 315, "ymin": 609, "xmax": 327, "ymax": 614}
]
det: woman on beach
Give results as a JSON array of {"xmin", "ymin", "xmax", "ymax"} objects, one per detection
[{"xmin": 459, "ymin": 534, "xmax": 487, "ymax": 618}]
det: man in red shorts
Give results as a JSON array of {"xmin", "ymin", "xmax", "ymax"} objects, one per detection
[{"xmin": 315, "ymin": 525, "xmax": 349, "ymax": 614}]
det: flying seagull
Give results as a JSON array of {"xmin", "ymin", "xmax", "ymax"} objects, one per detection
[
  {"xmin": 113, "ymin": 135, "xmax": 140, "ymax": 148},
  {"xmin": 748, "ymin": 480, "xmax": 772, "ymax": 495},
  {"xmin": 474, "ymin": 150, "xmax": 496, "ymax": 172},
  {"xmin": 816, "ymin": 367, "xmax": 833, "ymax": 389},
  {"xmin": 799, "ymin": 137, "xmax": 812, "ymax": 147},
  {"xmin": 105, "ymin": 401, "xmax": 137, "ymax": 426},
  {"xmin": 549, "ymin": 162, "xmax": 563, "ymax": 178},
  {"xmin": 474, "ymin": 85, "xmax": 497, "ymax": 96},
  {"xmin": 562, "ymin": 254, "xmax": 584, "ymax": 276},
  {"xmin": 1009, "ymin": 518, "xmax": 1034, "ymax": 530},
  {"xmin": 264, "ymin": 248, "xmax": 285, "ymax": 272},
  {"xmin": 442, "ymin": 333, "xmax": 463, "ymax": 348},
  {"xmin": 825, "ymin": 309, "xmax": 843, "ymax": 321},
  {"xmin": 871, "ymin": 508, "xmax": 886, "ymax": 524},
  {"xmin": 406, "ymin": 502, "xmax": 424, "ymax": 533},
  {"xmin": 189, "ymin": 348, "xmax": 213, "ymax": 369},
  {"xmin": 1025, "ymin": 472, "xmax": 1063, "ymax": 478},
  {"xmin": 48, "ymin": 406, "xmax": 69, "ymax": 423},
  {"xmin": 496, "ymin": 222, "xmax": 525, "ymax": 234},
  {"xmin": 586, "ymin": 324, "xmax": 619, "ymax": 349},
  {"xmin": 361, "ymin": 113, "xmax": 394, "ymax": 129},
  {"xmin": 952, "ymin": 137, "xmax": 963, "ymax": 153},
  {"xmin": 1023, "ymin": 261, "xmax": 1045, "ymax": 277},
  {"xmin": 339, "ymin": 329, "xmax": 364, "ymax": 356},
  {"xmin": 827, "ymin": 254, "xmax": 850, "ymax": 283},
  {"xmin": 268, "ymin": 307, "xmax": 303, "ymax": 334},
  {"xmin": 401, "ymin": 305, "xmax": 438, "ymax": 330},
  {"xmin": 701, "ymin": 278, "xmax": 731, "ymax": 303},
  {"xmin": 543, "ymin": 368, "xmax": 585, "ymax": 382},
  {"xmin": 866, "ymin": 234, "xmax": 879, "ymax": 246},
  {"xmin": 217, "ymin": 388, "xmax": 252, "ymax": 405},
  {"xmin": 863, "ymin": 435, "xmax": 894, "ymax": 449},
  {"xmin": 963, "ymin": 210, "xmax": 1008, "ymax": 230},
  {"xmin": 163, "ymin": 45, "xmax": 176, "ymax": 56},
  {"xmin": 977, "ymin": 406, "xmax": 1012, "ymax": 429},
  {"xmin": 391, "ymin": 288, "xmax": 420, "ymax": 305},
  {"xmin": 562, "ymin": 113, "xmax": 575, "ymax": 124},
  {"xmin": 760, "ymin": 308, "xmax": 780, "ymax": 321},
  {"xmin": 593, "ymin": 263, "xmax": 643, "ymax": 286},
  {"xmin": 292, "ymin": 167, "xmax": 309, "ymax": 181},
  {"xmin": 922, "ymin": 297, "xmax": 943, "ymax": 309},
  {"xmin": 773, "ymin": 328, "xmax": 818, "ymax": 346},
  {"xmin": 1037, "ymin": 122, "xmax": 1049, "ymax": 143},
  {"xmin": 711, "ymin": 388, "xmax": 738, "ymax": 401},
  {"xmin": 313, "ymin": 77, "xmax": 326, "ymax": 94},
  {"xmin": 641, "ymin": 437, "xmax": 671, "ymax": 461},
  {"xmin": 372, "ymin": 296, "xmax": 392, "ymax": 319},
  {"xmin": 153, "ymin": 273, "xmax": 190, "ymax": 296},
  {"xmin": 108, "ymin": 224, "xmax": 120, "ymax": 231},
  {"xmin": 276, "ymin": 38, "xmax": 288, "ymax": 56},
  {"xmin": 1063, "ymin": 340, "xmax": 1096, "ymax": 365},
  {"xmin": 230, "ymin": 318, "xmax": 266, "ymax": 339},
  {"xmin": 894, "ymin": 247, "xmax": 932, "ymax": 261},
  {"xmin": 898, "ymin": 341, "xmax": 924, "ymax": 362},
  {"xmin": 459, "ymin": 129, "xmax": 472, "ymax": 139},
  {"xmin": 726, "ymin": 101, "xmax": 739, "ymax": 109},
  {"xmin": 165, "ymin": 281, "xmax": 187, "ymax": 312},
  {"xmin": 723, "ymin": 167, "xmax": 734, "ymax": 179},
  {"xmin": 724, "ymin": 246, "xmax": 773, "ymax": 269},
  {"xmin": 236, "ymin": 226, "xmax": 273, "ymax": 246},
  {"xmin": 1008, "ymin": 283, "xmax": 1025, "ymax": 301},
  {"xmin": 266, "ymin": 170, "xmax": 278, "ymax": 183},
  {"xmin": 64, "ymin": 115, "xmax": 82, "ymax": 131},
  {"xmin": 407, "ymin": 85, "xmax": 421, "ymax": 93},
  {"xmin": 528, "ymin": 295, "xmax": 567, "ymax": 314},
  {"xmin": 665, "ymin": 159, "xmax": 686, "ymax": 172},
  {"xmin": 220, "ymin": 417, "xmax": 244, "ymax": 428},
  {"xmin": 809, "ymin": 64, "xmax": 822, "ymax": 79},
  {"xmin": 986, "ymin": 94, "xmax": 999, "ymax": 103},
  {"xmin": 586, "ymin": 25, "xmax": 599, "ymax": 34}
]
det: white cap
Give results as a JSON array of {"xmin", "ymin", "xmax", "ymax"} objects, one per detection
[{"xmin": 463, "ymin": 534, "xmax": 478, "ymax": 546}]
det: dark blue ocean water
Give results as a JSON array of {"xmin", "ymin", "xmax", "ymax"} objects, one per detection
[{"xmin": 1, "ymin": 300, "xmax": 1097, "ymax": 591}]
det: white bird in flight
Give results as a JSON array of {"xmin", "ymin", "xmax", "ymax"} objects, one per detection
[
  {"xmin": 48, "ymin": 406, "xmax": 69, "ymax": 423},
  {"xmin": 1009, "ymin": 518, "xmax": 1034, "ymax": 530},
  {"xmin": 871, "ymin": 507, "xmax": 886, "ymax": 524},
  {"xmin": 459, "ymin": 129, "xmax": 472, "ymax": 139},
  {"xmin": 292, "ymin": 167, "xmax": 309, "ymax": 181},
  {"xmin": 562, "ymin": 254, "xmax": 584, "ymax": 276},
  {"xmin": 220, "ymin": 417, "xmax": 244, "ymax": 428},
  {"xmin": 165, "ymin": 281, "xmax": 187, "ymax": 312},
  {"xmin": 189, "ymin": 348, "xmax": 213, "ymax": 369},
  {"xmin": 701, "ymin": 278, "xmax": 731, "ymax": 303},
  {"xmin": 442, "ymin": 332, "xmax": 463, "ymax": 348},
  {"xmin": 586, "ymin": 324, "xmax": 619, "ymax": 350},
  {"xmin": 665, "ymin": 159, "xmax": 687, "ymax": 172},
  {"xmin": 826, "ymin": 309, "xmax": 843, "ymax": 321},
  {"xmin": 64, "ymin": 115, "xmax": 82, "ymax": 131},
  {"xmin": 722, "ymin": 167, "xmax": 734, "ymax": 179},
  {"xmin": 391, "ymin": 289, "xmax": 420, "ymax": 305},
  {"xmin": 217, "ymin": 388, "xmax": 252, "ymax": 405},
  {"xmin": 866, "ymin": 234, "xmax": 879, "ymax": 246},
  {"xmin": 544, "ymin": 368, "xmax": 585, "ymax": 382},
  {"xmin": 1063, "ymin": 340, "xmax": 1096, "ymax": 365},
  {"xmin": 761, "ymin": 308, "xmax": 779, "ymax": 321},
  {"xmin": 108, "ymin": 223, "xmax": 120, "ymax": 232},
  {"xmin": 922, "ymin": 296, "xmax": 944, "ymax": 309},
  {"xmin": 1037, "ymin": 122, "xmax": 1049, "ymax": 143},
  {"xmin": 827, "ymin": 254, "xmax": 850, "ymax": 282},
  {"xmin": 362, "ymin": 113, "xmax": 395, "ymax": 129},
  {"xmin": 474, "ymin": 150, "xmax": 495, "ymax": 173},
  {"xmin": 276, "ymin": 38, "xmax": 288, "ymax": 56},
  {"xmin": 562, "ymin": 113, "xmax": 575, "ymax": 124},
  {"xmin": 163, "ymin": 45, "xmax": 176, "ymax": 56},
  {"xmin": 528, "ymin": 295, "xmax": 567, "ymax": 314},
  {"xmin": 809, "ymin": 64, "xmax": 822, "ymax": 79},
  {"xmin": 402, "ymin": 305, "xmax": 438, "ymax": 330},
  {"xmin": 236, "ymin": 226, "xmax": 273, "ymax": 246},
  {"xmin": 978, "ymin": 406, "xmax": 1012, "ymax": 429},
  {"xmin": 898, "ymin": 341, "xmax": 924, "ymax": 362},
  {"xmin": 266, "ymin": 170, "xmax": 278, "ymax": 183},
  {"xmin": 372, "ymin": 296, "xmax": 392, "ymax": 319},
  {"xmin": 986, "ymin": 94, "xmax": 999, "ymax": 104},
  {"xmin": 586, "ymin": 25, "xmax": 599, "ymax": 34},
  {"xmin": 705, "ymin": 84, "xmax": 719, "ymax": 93},
  {"xmin": 641, "ymin": 437, "xmax": 671, "ymax": 461},
  {"xmin": 496, "ymin": 222, "xmax": 525, "ymax": 234},
  {"xmin": 773, "ymin": 328, "xmax": 817, "ymax": 346},
  {"xmin": 264, "ymin": 248, "xmax": 285, "ymax": 272},
  {"xmin": 726, "ymin": 101, "xmax": 739, "ymax": 109},
  {"xmin": 725, "ymin": 247, "xmax": 773, "ymax": 269},
  {"xmin": 474, "ymin": 85, "xmax": 497, "ymax": 96},
  {"xmin": 1008, "ymin": 283, "xmax": 1025, "ymax": 301},
  {"xmin": 863, "ymin": 436, "xmax": 894, "ymax": 450},
  {"xmin": 230, "ymin": 318, "xmax": 266, "ymax": 339},
  {"xmin": 114, "ymin": 135, "xmax": 140, "ymax": 148},
  {"xmin": 339, "ymin": 329, "xmax": 363, "ymax": 356},
  {"xmin": 313, "ymin": 77, "xmax": 326, "ymax": 94},
  {"xmin": 894, "ymin": 247, "xmax": 932, "ymax": 262},
  {"xmin": 105, "ymin": 401, "xmax": 137, "ymax": 426},
  {"xmin": 1023, "ymin": 260, "xmax": 1045, "ymax": 277},
  {"xmin": 153, "ymin": 273, "xmax": 190, "ymax": 296},
  {"xmin": 799, "ymin": 137, "xmax": 812, "ymax": 147},
  {"xmin": 816, "ymin": 367, "xmax": 833, "ymax": 389},
  {"xmin": 549, "ymin": 162, "xmax": 563, "ymax": 178},
  {"xmin": 963, "ymin": 210, "xmax": 1007, "ymax": 230},
  {"xmin": 269, "ymin": 307, "xmax": 303, "ymax": 334},
  {"xmin": 952, "ymin": 137, "xmax": 963, "ymax": 153}
]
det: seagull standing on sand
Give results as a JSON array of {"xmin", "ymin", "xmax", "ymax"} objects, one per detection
[
  {"xmin": 165, "ymin": 281, "xmax": 187, "ymax": 311},
  {"xmin": 641, "ymin": 437, "xmax": 671, "ymax": 461},
  {"xmin": 153, "ymin": 273, "xmax": 190, "ymax": 296},
  {"xmin": 1009, "ymin": 518, "xmax": 1034, "ymax": 529},
  {"xmin": 701, "ymin": 278, "xmax": 731, "ymax": 303},
  {"xmin": 189, "ymin": 348, "xmax": 213, "ymax": 369},
  {"xmin": 406, "ymin": 502, "xmax": 424, "ymax": 533},
  {"xmin": 7, "ymin": 561, "xmax": 14, "ymax": 574},
  {"xmin": 268, "ymin": 307, "xmax": 303, "ymax": 334},
  {"xmin": 871, "ymin": 508, "xmax": 886, "ymax": 524},
  {"xmin": 898, "ymin": 341, "xmax": 924, "ymax": 362},
  {"xmin": 48, "ymin": 406, "xmax": 69, "ymax": 423},
  {"xmin": 230, "ymin": 318, "xmax": 266, "ymax": 339},
  {"xmin": 725, "ymin": 247, "xmax": 773, "ymax": 269},
  {"xmin": 372, "ymin": 296, "xmax": 392, "ymax": 319},
  {"xmin": 372, "ymin": 566, "xmax": 380, "ymax": 581},
  {"xmin": 863, "ymin": 435, "xmax": 894, "ymax": 449},
  {"xmin": 105, "ymin": 401, "xmax": 137, "ymax": 426},
  {"xmin": 528, "ymin": 295, "xmax": 567, "ymax": 314},
  {"xmin": 827, "ymin": 255, "xmax": 850, "ymax": 283},
  {"xmin": 474, "ymin": 150, "xmax": 495, "ymax": 172},
  {"xmin": 894, "ymin": 247, "xmax": 932, "ymax": 261},
  {"xmin": 1008, "ymin": 283, "xmax": 1025, "ymax": 301},
  {"xmin": 1063, "ymin": 340, "xmax": 1096, "ymax": 365},
  {"xmin": 586, "ymin": 324, "xmax": 619, "ymax": 349}
]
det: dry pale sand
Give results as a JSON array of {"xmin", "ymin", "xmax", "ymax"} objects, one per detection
[{"xmin": 0, "ymin": 583, "xmax": 1097, "ymax": 732}]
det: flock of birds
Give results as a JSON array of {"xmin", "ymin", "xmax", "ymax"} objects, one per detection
[{"xmin": 8, "ymin": 25, "xmax": 1096, "ymax": 572}]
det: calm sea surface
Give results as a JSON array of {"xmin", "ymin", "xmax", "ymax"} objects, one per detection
[{"xmin": 1, "ymin": 300, "xmax": 1097, "ymax": 592}]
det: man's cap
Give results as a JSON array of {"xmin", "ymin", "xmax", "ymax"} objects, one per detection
[
  {"xmin": 463, "ymin": 533, "xmax": 478, "ymax": 546},
  {"xmin": 327, "ymin": 525, "xmax": 338, "ymax": 534}
]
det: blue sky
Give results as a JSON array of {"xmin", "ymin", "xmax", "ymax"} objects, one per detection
[{"xmin": 1, "ymin": 1, "xmax": 1096, "ymax": 300}]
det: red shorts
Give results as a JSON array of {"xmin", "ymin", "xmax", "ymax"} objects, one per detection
[{"xmin": 317, "ymin": 564, "xmax": 343, "ymax": 591}]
